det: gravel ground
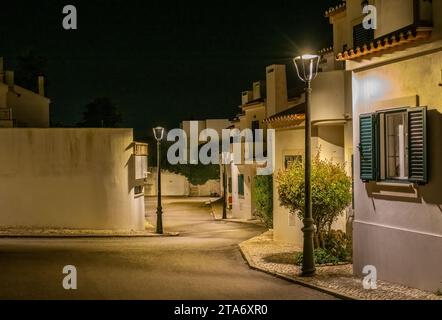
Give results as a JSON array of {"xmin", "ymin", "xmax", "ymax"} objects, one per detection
[{"xmin": 240, "ymin": 231, "xmax": 442, "ymax": 300}]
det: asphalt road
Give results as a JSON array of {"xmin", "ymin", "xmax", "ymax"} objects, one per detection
[{"xmin": 0, "ymin": 198, "xmax": 335, "ymax": 300}]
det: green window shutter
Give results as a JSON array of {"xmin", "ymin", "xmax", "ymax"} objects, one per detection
[
  {"xmin": 238, "ymin": 174, "xmax": 245, "ymax": 196},
  {"xmin": 408, "ymin": 107, "xmax": 428, "ymax": 184},
  {"xmin": 359, "ymin": 113, "xmax": 376, "ymax": 182}
]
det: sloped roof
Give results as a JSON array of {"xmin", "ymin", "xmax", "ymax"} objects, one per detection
[
  {"xmin": 325, "ymin": 2, "xmax": 346, "ymax": 18},
  {"xmin": 263, "ymin": 103, "xmax": 306, "ymax": 127},
  {"xmin": 337, "ymin": 26, "xmax": 432, "ymax": 61}
]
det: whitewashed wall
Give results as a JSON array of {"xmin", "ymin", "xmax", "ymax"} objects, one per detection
[
  {"xmin": 273, "ymin": 127, "xmax": 347, "ymax": 246},
  {"xmin": 145, "ymin": 169, "xmax": 220, "ymax": 197},
  {"xmin": 0, "ymin": 128, "xmax": 144, "ymax": 230},
  {"xmin": 351, "ymin": 48, "xmax": 442, "ymax": 292}
]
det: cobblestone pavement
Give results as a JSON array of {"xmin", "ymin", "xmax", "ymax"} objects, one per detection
[{"xmin": 240, "ymin": 231, "xmax": 442, "ymax": 300}]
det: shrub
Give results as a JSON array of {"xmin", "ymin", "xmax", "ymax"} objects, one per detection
[
  {"xmin": 295, "ymin": 248, "xmax": 340, "ymax": 266},
  {"xmin": 276, "ymin": 154, "xmax": 352, "ymax": 249},
  {"xmin": 252, "ymin": 175, "xmax": 273, "ymax": 228},
  {"xmin": 167, "ymin": 163, "xmax": 220, "ymax": 186},
  {"xmin": 323, "ymin": 230, "xmax": 352, "ymax": 262}
]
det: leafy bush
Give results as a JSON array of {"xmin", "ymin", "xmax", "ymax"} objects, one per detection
[
  {"xmin": 295, "ymin": 248, "xmax": 340, "ymax": 266},
  {"xmin": 167, "ymin": 163, "xmax": 220, "ymax": 186},
  {"xmin": 323, "ymin": 230, "xmax": 352, "ymax": 262},
  {"xmin": 276, "ymin": 154, "xmax": 352, "ymax": 249},
  {"xmin": 252, "ymin": 175, "xmax": 273, "ymax": 228}
]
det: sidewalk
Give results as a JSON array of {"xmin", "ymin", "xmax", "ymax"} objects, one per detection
[
  {"xmin": 240, "ymin": 231, "xmax": 442, "ymax": 300},
  {"xmin": 0, "ymin": 222, "xmax": 179, "ymax": 238},
  {"xmin": 207, "ymin": 198, "xmax": 266, "ymax": 227}
]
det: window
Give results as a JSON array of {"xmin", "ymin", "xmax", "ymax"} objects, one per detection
[
  {"xmin": 385, "ymin": 111, "xmax": 408, "ymax": 180},
  {"xmin": 359, "ymin": 107, "xmax": 427, "ymax": 184},
  {"xmin": 238, "ymin": 174, "xmax": 245, "ymax": 197},
  {"xmin": 252, "ymin": 120, "xmax": 260, "ymax": 142},
  {"xmin": 284, "ymin": 155, "xmax": 302, "ymax": 169},
  {"xmin": 353, "ymin": 23, "xmax": 374, "ymax": 49},
  {"xmin": 134, "ymin": 185, "xmax": 144, "ymax": 195}
]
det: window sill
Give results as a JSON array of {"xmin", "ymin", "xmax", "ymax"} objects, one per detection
[
  {"xmin": 369, "ymin": 181, "xmax": 419, "ymax": 199},
  {"xmin": 375, "ymin": 181, "xmax": 415, "ymax": 188}
]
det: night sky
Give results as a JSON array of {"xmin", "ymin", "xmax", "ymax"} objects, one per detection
[{"xmin": 0, "ymin": 0, "xmax": 337, "ymax": 138}]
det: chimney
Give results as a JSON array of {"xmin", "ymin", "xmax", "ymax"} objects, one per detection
[
  {"xmin": 0, "ymin": 57, "xmax": 4, "ymax": 83},
  {"xmin": 241, "ymin": 91, "xmax": 253, "ymax": 105},
  {"xmin": 252, "ymin": 81, "xmax": 266, "ymax": 100},
  {"xmin": 265, "ymin": 64, "xmax": 288, "ymax": 117},
  {"xmin": 5, "ymin": 70, "xmax": 14, "ymax": 87},
  {"xmin": 38, "ymin": 75, "xmax": 45, "ymax": 96}
]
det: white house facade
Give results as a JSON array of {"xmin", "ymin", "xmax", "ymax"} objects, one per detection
[
  {"xmin": 0, "ymin": 58, "xmax": 50, "ymax": 128},
  {"xmin": 335, "ymin": 0, "xmax": 442, "ymax": 292}
]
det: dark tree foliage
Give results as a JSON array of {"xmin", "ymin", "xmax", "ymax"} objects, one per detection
[
  {"xmin": 14, "ymin": 50, "xmax": 48, "ymax": 93},
  {"xmin": 149, "ymin": 139, "xmax": 220, "ymax": 185},
  {"xmin": 78, "ymin": 97, "xmax": 123, "ymax": 128},
  {"xmin": 252, "ymin": 175, "xmax": 273, "ymax": 228}
]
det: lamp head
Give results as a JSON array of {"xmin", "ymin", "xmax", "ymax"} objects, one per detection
[
  {"xmin": 293, "ymin": 54, "xmax": 320, "ymax": 83},
  {"xmin": 153, "ymin": 126, "xmax": 165, "ymax": 142}
]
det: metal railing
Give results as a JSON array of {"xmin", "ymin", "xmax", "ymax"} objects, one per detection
[
  {"xmin": 133, "ymin": 142, "xmax": 148, "ymax": 156},
  {"xmin": 0, "ymin": 108, "xmax": 12, "ymax": 121}
]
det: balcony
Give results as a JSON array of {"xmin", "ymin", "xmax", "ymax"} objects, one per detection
[
  {"xmin": 0, "ymin": 108, "xmax": 12, "ymax": 120},
  {"xmin": 133, "ymin": 142, "xmax": 148, "ymax": 181},
  {"xmin": 0, "ymin": 108, "xmax": 13, "ymax": 128},
  {"xmin": 133, "ymin": 142, "xmax": 148, "ymax": 156}
]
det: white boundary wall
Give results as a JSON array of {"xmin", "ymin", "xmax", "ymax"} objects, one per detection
[{"xmin": 0, "ymin": 128, "xmax": 144, "ymax": 231}]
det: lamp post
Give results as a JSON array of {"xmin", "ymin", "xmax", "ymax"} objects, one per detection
[
  {"xmin": 153, "ymin": 126, "xmax": 165, "ymax": 234},
  {"xmin": 293, "ymin": 54, "xmax": 320, "ymax": 277},
  {"xmin": 221, "ymin": 152, "xmax": 230, "ymax": 220}
]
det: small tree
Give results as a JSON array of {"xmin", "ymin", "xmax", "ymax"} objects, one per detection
[
  {"xmin": 15, "ymin": 50, "xmax": 48, "ymax": 93},
  {"xmin": 78, "ymin": 97, "xmax": 123, "ymax": 128},
  {"xmin": 252, "ymin": 175, "xmax": 273, "ymax": 228},
  {"xmin": 276, "ymin": 154, "xmax": 351, "ymax": 248}
]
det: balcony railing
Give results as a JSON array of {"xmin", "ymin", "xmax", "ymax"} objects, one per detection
[
  {"xmin": 0, "ymin": 108, "xmax": 12, "ymax": 121},
  {"xmin": 133, "ymin": 142, "xmax": 148, "ymax": 156}
]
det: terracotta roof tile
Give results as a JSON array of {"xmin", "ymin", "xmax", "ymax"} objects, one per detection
[{"xmin": 336, "ymin": 27, "xmax": 432, "ymax": 61}]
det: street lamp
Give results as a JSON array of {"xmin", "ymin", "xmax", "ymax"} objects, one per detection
[
  {"xmin": 153, "ymin": 126, "xmax": 165, "ymax": 234},
  {"xmin": 221, "ymin": 151, "xmax": 231, "ymax": 220},
  {"xmin": 293, "ymin": 54, "xmax": 320, "ymax": 277}
]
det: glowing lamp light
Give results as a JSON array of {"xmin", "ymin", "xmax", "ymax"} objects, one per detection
[
  {"xmin": 153, "ymin": 126, "xmax": 165, "ymax": 142},
  {"xmin": 293, "ymin": 54, "xmax": 320, "ymax": 83}
]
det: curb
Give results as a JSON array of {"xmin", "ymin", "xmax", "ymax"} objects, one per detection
[
  {"xmin": 213, "ymin": 218, "xmax": 266, "ymax": 227},
  {"xmin": 238, "ymin": 243, "xmax": 359, "ymax": 301},
  {"xmin": 0, "ymin": 232, "xmax": 180, "ymax": 239}
]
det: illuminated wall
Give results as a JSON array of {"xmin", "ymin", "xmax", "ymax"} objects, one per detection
[
  {"xmin": 0, "ymin": 128, "xmax": 145, "ymax": 230},
  {"xmin": 351, "ymin": 45, "xmax": 442, "ymax": 292}
]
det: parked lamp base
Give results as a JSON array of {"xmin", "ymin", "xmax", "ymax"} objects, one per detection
[
  {"xmin": 156, "ymin": 208, "xmax": 163, "ymax": 234},
  {"xmin": 301, "ymin": 218, "xmax": 316, "ymax": 277}
]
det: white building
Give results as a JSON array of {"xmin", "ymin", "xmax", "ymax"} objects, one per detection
[
  {"xmin": 0, "ymin": 57, "xmax": 148, "ymax": 231},
  {"xmin": 266, "ymin": 52, "xmax": 353, "ymax": 245},
  {"xmin": 0, "ymin": 129, "xmax": 148, "ymax": 231},
  {"xmin": 224, "ymin": 79, "xmax": 268, "ymax": 220},
  {"xmin": 333, "ymin": 0, "xmax": 442, "ymax": 292},
  {"xmin": 0, "ymin": 58, "xmax": 50, "ymax": 128}
]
